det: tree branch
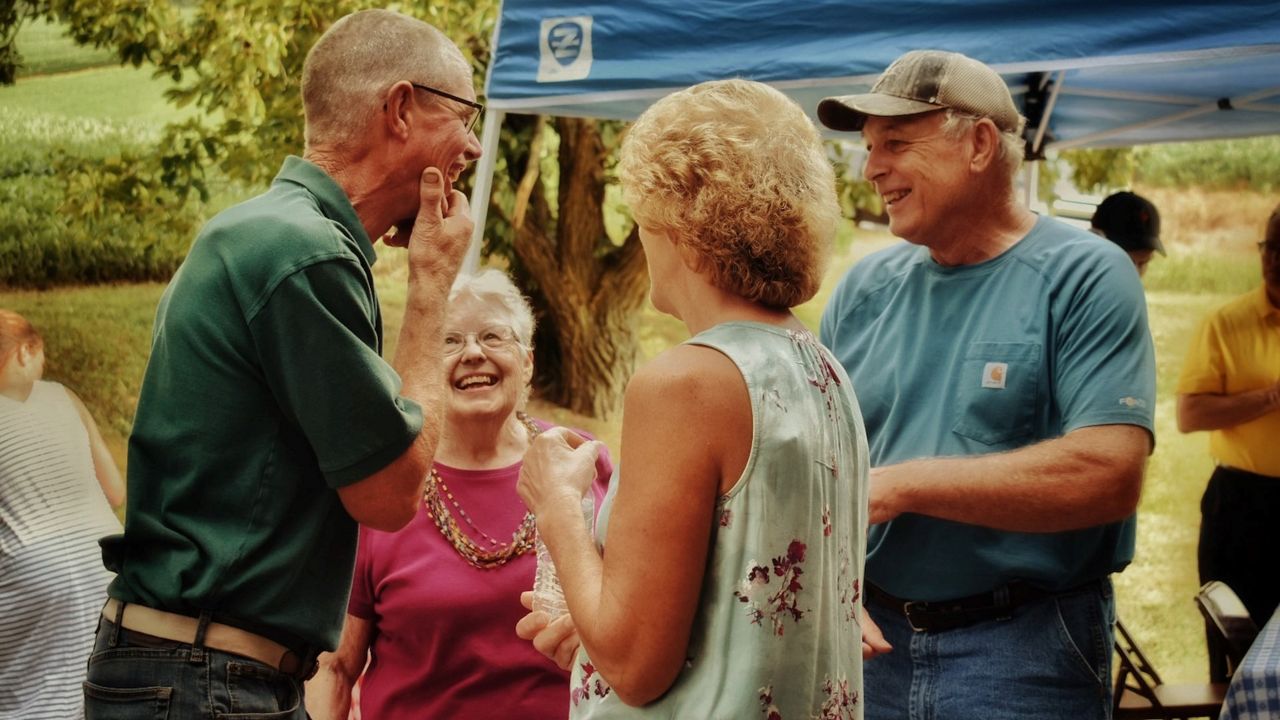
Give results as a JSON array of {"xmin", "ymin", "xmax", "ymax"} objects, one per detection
[{"xmin": 512, "ymin": 115, "xmax": 545, "ymax": 231}]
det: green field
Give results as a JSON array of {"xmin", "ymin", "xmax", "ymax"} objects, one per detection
[{"xmin": 11, "ymin": 17, "xmax": 116, "ymax": 77}]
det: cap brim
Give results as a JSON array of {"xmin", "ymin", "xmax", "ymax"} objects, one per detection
[
  {"xmin": 817, "ymin": 92, "xmax": 944, "ymax": 131},
  {"xmin": 1111, "ymin": 233, "xmax": 1166, "ymax": 256}
]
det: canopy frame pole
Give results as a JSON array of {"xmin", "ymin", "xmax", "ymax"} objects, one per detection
[
  {"xmin": 1023, "ymin": 159, "xmax": 1040, "ymax": 210},
  {"xmin": 1049, "ymin": 86, "xmax": 1280, "ymax": 151},
  {"xmin": 1031, "ymin": 71, "xmax": 1067, "ymax": 157},
  {"xmin": 463, "ymin": 108, "xmax": 508, "ymax": 275}
]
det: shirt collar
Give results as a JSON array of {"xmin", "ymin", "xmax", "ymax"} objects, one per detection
[{"xmin": 273, "ymin": 156, "xmax": 377, "ymax": 266}]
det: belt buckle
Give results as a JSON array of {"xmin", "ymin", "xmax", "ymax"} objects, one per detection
[{"xmin": 903, "ymin": 601, "xmax": 931, "ymax": 632}]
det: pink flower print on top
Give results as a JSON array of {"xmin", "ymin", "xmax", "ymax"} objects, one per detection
[
  {"xmin": 790, "ymin": 329, "xmax": 844, "ymax": 424},
  {"xmin": 733, "ymin": 541, "xmax": 808, "ymax": 635},
  {"xmin": 816, "ymin": 674, "xmax": 859, "ymax": 719},
  {"xmin": 759, "ymin": 685, "xmax": 783, "ymax": 720},
  {"xmin": 838, "ymin": 548, "xmax": 861, "ymax": 623},
  {"xmin": 571, "ymin": 661, "xmax": 612, "ymax": 707},
  {"xmin": 822, "ymin": 506, "xmax": 832, "ymax": 536}
]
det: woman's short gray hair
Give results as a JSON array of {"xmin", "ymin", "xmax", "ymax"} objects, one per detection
[
  {"xmin": 301, "ymin": 9, "xmax": 470, "ymax": 149},
  {"xmin": 448, "ymin": 268, "xmax": 537, "ymax": 347}
]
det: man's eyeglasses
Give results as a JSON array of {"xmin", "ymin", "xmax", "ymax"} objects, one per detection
[
  {"xmin": 443, "ymin": 325, "xmax": 519, "ymax": 356},
  {"xmin": 411, "ymin": 83, "xmax": 483, "ymax": 134}
]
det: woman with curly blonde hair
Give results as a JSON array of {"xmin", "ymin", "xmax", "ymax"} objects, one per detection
[{"xmin": 516, "ymin": 79, "xmax": 870, "ymax": 718}]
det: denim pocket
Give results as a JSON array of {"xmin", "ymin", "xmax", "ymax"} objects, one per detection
[
  {"xmin": 951, "ymin": 341, "xmax": 1041, "ymax": 446},
  {"xmin": 1051, "ymin": 589, "xmax": 1110, "ymax": 691},
  {"xmin": 83, "ymin": 681, "xmax": 172, "ymax": 720},
  {"xmin": 221, "ymin": 660, "xmax": 300, "ymax": 719}
]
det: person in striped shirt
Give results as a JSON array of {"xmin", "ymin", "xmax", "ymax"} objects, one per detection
[{"xmin": 0, "ymin": 309, "xmax": 124, "ymax": 719}]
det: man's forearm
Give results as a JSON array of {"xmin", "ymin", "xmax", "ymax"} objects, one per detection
[
  {"xmin": 872, "ymin": 425, "xmax": 1149, "ymax": 532},
  {"xmin": 1177, "ymin": 388, "xmax": 1280, "ymax": 432},
  {"xmin": 392, "ymin": 272, "xmax": 454, "ymax": 459}
]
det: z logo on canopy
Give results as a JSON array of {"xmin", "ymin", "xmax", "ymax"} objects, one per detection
[{"xmin": 538, "ymin": 16, "xmax": 593, "ymax": 83}]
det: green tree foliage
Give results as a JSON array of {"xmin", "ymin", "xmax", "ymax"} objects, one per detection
[
  {"xmin": 4, "ymin": 1, "xmax": 497, "ymax": 200},
  {"xmin": 1059, "ymin": 147, "xmax": 1137, "ymax": 194},
  {"xmin": 828, "ymin": 141, "xmax": 884, "ymax": 229},
  {"xmin": 1134, "ymin": 137, "xmax": 1280, "ymax": 192}
]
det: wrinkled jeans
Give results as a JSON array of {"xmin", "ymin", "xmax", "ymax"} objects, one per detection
[
  {"xmin": 864, "ymin": 579, "xmax": 1116, "ymax": 720},
  {"xmin": 83, "ymin": 616, "xmax": 308, "ymax": 719}
]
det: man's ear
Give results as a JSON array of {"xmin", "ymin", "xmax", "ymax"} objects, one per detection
[
  {"xmin": 384, "ymin": 81, "xmax": 416, "ymax": 141},
  {"xmin": 969, "ymin": 117, "xmax": 1002, "ymax": 173}
]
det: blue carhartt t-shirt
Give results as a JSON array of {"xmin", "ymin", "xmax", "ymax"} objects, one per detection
[{"xmin": 820, "ymin": 215, "xmax": 1156, "ymax": 601}]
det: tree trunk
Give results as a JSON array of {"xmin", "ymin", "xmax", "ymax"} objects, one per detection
[{"xmin": 510, "ymin": 116, "xmax": 649, "ymax": 419}]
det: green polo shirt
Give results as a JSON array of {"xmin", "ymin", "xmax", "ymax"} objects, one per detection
[{"xmin": 106, "ymin": 156, "xmax": 423, "ymax": 652}]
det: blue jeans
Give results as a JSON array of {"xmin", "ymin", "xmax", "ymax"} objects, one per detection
[
  {"xmin": 83, "ymin": 617, "xmax": 308, "ymax": 719},
  {"xmin": 864, "ymin": 579, "xmax": 1116, "ymax": 720}
]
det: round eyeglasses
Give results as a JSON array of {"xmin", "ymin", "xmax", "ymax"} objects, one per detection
[{"xmin": 443, "ymin": 325, "xmax": 519, "ymax": 356}]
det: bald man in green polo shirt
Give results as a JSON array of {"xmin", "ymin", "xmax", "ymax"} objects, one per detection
[{"xmin": 86, "ymin": 10, "xmax": 483, "ymax": 718}]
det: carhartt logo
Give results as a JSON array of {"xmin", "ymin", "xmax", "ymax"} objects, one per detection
[
  {"xmin": 1119, "ymin": 396, "xmax": 1147, "ymax": 409},
  {"xmin": 538, "ymin": 17, "xmax": 593, "ymax": 83},
  {"xmin": 981, "ymin": 362, "xmax": 1007, "ymax": 389}
]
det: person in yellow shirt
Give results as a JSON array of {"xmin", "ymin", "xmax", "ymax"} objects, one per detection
[{"xmin": 1177, "ymin": 203, "xmax": 1280, "ymax": 631}]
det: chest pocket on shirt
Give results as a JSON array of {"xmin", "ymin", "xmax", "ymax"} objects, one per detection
[{"xmin": 951, "ymin": 341, "xmax": 1042, "ymax": 446}]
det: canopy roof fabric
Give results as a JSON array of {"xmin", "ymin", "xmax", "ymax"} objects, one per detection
[{"xmin": 484, "ymin": 0, "xmax": 1280, "ymax": 150}]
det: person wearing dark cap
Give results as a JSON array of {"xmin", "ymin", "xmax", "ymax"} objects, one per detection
[
  {"xmin": 817, "ymin": 50, "xmax": 1156, "ymax": 719},
  {"xmin": 1092, "ymin": 190, "xmax": 1166, "ymax": 276},
  {"xmin": 1176, "ymin": 204, "xmax": 1280, "ymax": 663}
]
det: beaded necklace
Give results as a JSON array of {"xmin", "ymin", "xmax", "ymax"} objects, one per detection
[{"xmin": 423, "ymin": 412, "xmax": 540, "ymax": 570}]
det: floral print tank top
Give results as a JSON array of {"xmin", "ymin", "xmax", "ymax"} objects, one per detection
[{"xmin": 571, "ymin": 322, "xmax": 869, "ymax": 719}]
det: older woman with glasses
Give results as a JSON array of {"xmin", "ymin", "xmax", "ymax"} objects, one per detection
[{"xmin": 306, "ymin": 269, "xmax": 611, "ymax": 720}]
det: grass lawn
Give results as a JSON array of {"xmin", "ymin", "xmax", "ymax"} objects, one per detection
[
  {"xmin": 3, "ymin": 225, "xmax": 1256, "ymax": 683},
  {"xmin": 1, "ymin": 64, "xmax": 197, "ymax": 126},
  {"xmin": 0, "ymin": 283, "xmax": 165, "ymax": 469},
  {"xmin": 11, "ymin": 17, "xmax": 116, "ymax": 77}
]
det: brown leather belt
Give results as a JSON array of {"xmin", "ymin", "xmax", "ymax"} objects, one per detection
[
  {"xmin": 102, "ymin": 598, "xmax": 317, "ymax": 679},
  {"xmin": 867, "ymin": 581, "xmax": 1064, "ymax": 633}
]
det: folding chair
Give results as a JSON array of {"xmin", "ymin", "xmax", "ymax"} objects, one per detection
[
  {"xmin": 1194, "ymin": 580, "xmax": 1259, "ymax": 683},
  {"xmin": 1113, "ymin": 617, "xmax": 1227, "ymax": 719}
]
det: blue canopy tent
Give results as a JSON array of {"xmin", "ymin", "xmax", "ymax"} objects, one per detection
[{"xmin": 464, "ymin": 0, "xmax": 1280, "ymax": 267}]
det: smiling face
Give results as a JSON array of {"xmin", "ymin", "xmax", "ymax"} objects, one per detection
[
  {"xmin": 861, "ymin": 111, "xmax": 973, "ymax": 246},
  {"xmin": 388, "ymin": 75, "xmax": 484, "ymax": 240},
  {"xmin": 442, "ymin": 294, "xmax": 532, "ymax": 424},
  {"xmin": 414, "ymin": 80, "xmax": 484, "ymax": 194}
]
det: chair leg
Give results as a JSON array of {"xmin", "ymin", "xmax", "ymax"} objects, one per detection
[{"xmin": 1205, "ymin": 617, "xmax": 1229, "ymax": 683}]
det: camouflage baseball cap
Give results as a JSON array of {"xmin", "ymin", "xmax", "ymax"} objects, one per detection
[{"xmin": 818, "ymin": 50, "xmax": 1023, "ymax": 133}]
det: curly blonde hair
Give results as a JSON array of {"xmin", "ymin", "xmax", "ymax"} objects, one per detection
[{"xmin": 619, "ymin": 79, "xmax": 839, "ymax": 309}]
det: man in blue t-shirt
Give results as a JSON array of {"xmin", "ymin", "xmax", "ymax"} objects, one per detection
[{"xmin": 817, "ymin": 51, "xmax": 1156, "ymax": 720}]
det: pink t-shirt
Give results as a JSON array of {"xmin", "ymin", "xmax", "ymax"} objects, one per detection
[{"xmin": 348, "ymin": 424, "xmax": 612, "ymax": 720}]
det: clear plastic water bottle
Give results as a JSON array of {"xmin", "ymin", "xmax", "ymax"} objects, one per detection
[{"xmin": 532, "ymin": 494, "xmax": 595, "ymax": 621}]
